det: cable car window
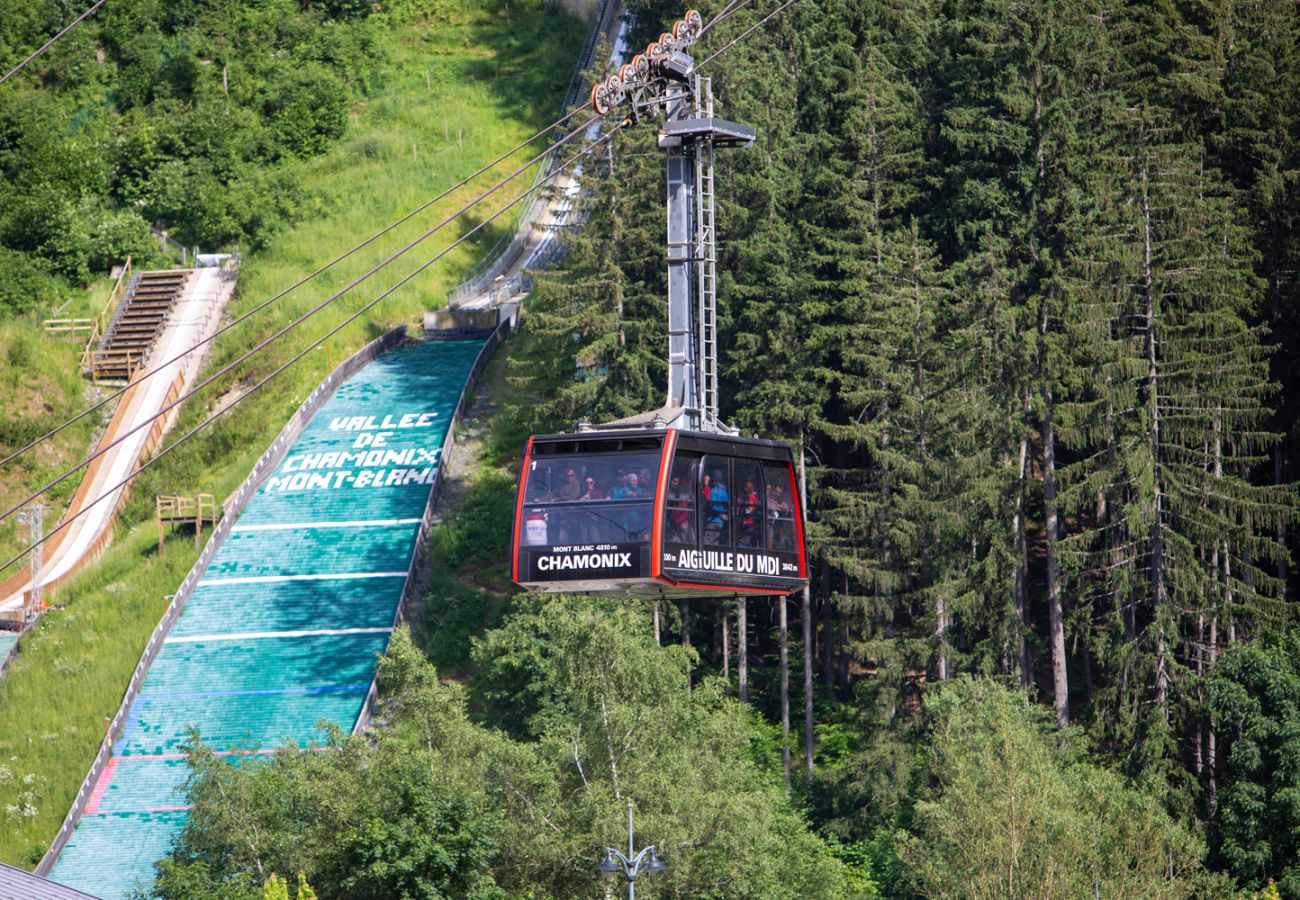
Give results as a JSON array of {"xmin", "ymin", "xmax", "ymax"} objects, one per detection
[
  {"xmin": 664, "ymin": 452, "xmax": 699, "ymax": 545},
  {"xmin": 763, "ymin": 461, "xmax": 796, "ymax": 551},
  {"xmin": 524, "ymin": 452, "xmax": 660, "ymax": 502},
  {"xmin": 733, "ymin": 459, "xmax": 764, "ymax": 548},
  {"xmin": 522, "ymin": 451, "xmax": 659, "ymax": 546},
  {"xmin": 701, "ymin": 455, "xmax": 732, "ymax": 547}
]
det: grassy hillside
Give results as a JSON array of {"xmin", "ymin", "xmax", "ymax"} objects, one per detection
[
  {"xmin": 0, "ymin": 320, "xmax": 109, "ymax": 566},
  {"xmin": 414, "ymin": 327, "xmax": 537, "ymax": 679},
  {"xmin": 0, "ymin": 2, "xmax": 583, "ymax": 867}
]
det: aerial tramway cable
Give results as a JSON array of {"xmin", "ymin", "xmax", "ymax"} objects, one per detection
[
  {"xmin": 0, "ymin": 121, "xmax": 599, "ymax": 529},
  {"xmin": 697, "ymin": 0, "xmax": 753, "ymax": 39},
  {"xmin": 0, "ymin": 0, "xmax": 788, "ymax": 572},
  {"xmin": 0, "ymin": 0, "xmax": 109, "ymax": 87},
  {"xmin": 511, "ymin": 1, "xmax": 811, "ymax": 599},
  {"xmin": 0, "ymin": 126, "xmax": 622, "ymax": 579},
  {"xmin": 0, "ymin": 0, "xmax": 761, "ymax": 472},
  {"xmin": 698, "ymin": 0, "xmax": 796, "ymax": 68},
  {"xmin": 0, "ymin": 107, "xmax": 597, "ymax": 471}
]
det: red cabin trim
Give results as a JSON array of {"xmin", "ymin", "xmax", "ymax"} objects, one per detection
[
  {"xmin": 511, "ymin": 436, "xmax": 535, "ymax": 584},
  {"xmin": 786, "ymin": 460, "xmax": 808, "ymax": 579},
  {"xmin": 650, "ymin": 430, "xmax": 677, "ymax": 578},
  {"xmin": 656, "ymin": 573, "xmax": 790, "ymax": 595}
]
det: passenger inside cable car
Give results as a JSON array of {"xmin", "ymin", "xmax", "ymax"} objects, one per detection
[
  {"xmin": 520, "ymin": 450, "xmax": 659, "ymax": 546},
  {"xmin": 663, "ymin": 452, "xmax": 799, "ymax": 554},
  {"xmin": 513, "ymin": 432, "xmax": 806, "ymax": 596}
]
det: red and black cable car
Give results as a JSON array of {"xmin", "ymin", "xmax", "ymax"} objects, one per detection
[
  {"xmin": 509, "ymin": 11, "xmax": 808, "ymax": 598},
  {"xmin": 511, "ymin": 428, "xmax": 807, "ymax": 597}
]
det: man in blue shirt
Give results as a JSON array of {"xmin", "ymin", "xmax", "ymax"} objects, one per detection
[{"xmin": 704, "ymin": 470, "xmax": 728, "ymax": 544}]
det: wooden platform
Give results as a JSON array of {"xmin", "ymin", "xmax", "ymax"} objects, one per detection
[{"xmin": 156, "ymin": 493, "xmax": 220, "ymax": 554}]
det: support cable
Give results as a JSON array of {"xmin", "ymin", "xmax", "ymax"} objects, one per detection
[
  {"xmin": 0, "ymin": 127, "xmax": 620, "ymax": 580},
  {"xmin": 0, "ymin": 120, "xmax": 598, "ymax": 529},
  {"xmin": 0, "ymin": 105, "xmax": 595, "ymax": 471},
  {"xmin": 0, "ymin": 0, "xmax": 764, "ymax": 471},
  {"xmin": 0, "ymin": 0, "xmax": 109, "ymax": 87},
  {"xmin": 698, "ymin": 0, "xmax": 797, "ymax": 68},
  {"xmin": 698, "ymin": 0, "xmax": 754, "ymax": 38},
  {"xmin": 0, "ymin": 0, "xmax": 776, "ymax": 566}
]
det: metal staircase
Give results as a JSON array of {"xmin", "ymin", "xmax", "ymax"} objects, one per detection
[{"xmin": 573, "ymin": 10, "xmax": 755, "ymax": 435}]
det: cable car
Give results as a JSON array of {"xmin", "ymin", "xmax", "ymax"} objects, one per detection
[
  {"xmin": 509, "ymin": 10, "xmax": 809, "ymax": 598},
  {"xmin": 511, "ymin": 427, "xmax": 807, "ymax": 597}
]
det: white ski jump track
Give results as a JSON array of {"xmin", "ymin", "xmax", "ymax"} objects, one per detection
[{"xmin": 0, "ymin": 266, "xmax": 236, "ymax": 620}]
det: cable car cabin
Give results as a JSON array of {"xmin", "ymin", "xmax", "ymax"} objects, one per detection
[{"xmin": 512, "ymin": 429, "xmax": 808, "ymax": 597}]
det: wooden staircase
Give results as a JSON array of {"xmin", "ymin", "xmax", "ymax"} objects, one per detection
[{"xmin": 92, "ymin": 270, "xmax": 190, "ymax": 380}]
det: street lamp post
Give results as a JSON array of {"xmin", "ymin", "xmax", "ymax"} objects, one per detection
[{"xmin": 597, "ymin": 801, "xmax": 665, "ymax": 899}]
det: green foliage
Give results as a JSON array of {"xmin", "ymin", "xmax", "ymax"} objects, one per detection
[
  {"xmin": 0, "ymin": 248, "xmax": 64, "ymax": 316},
  {"xmin": 380, "ymin": 0, "xmax": 486, "ymax": 26},
  {"xmin": 822, "ymin": 835, "xmax": 887, "ymax": 899},
  {"xmin": 0, "ymin": 1, "xmax": 584, "ymax": 867},
  {"xmin": 595, "ymin": 1, "xmax": 1297, "ymax": 869},
  {"xmin": 260, "ymin": 875, "xmax": 288, "ymax": 900},
  {"xmin": 163, "ymin": 625, "xmax": 846, "ymax": 898},
  {"xmin": 149, "ymin": 860, "xmax": 259, "ymax": 900},
  {"xmin": 436, "ymin": 470, "xmax": 515, "ymax": 571},
  {"xmin": 416, "ymin": 469, "xmax": 517, "ymax": 675},
  {"xmin": 262, "ymin": 64, "xmax": 350, "ymax": 160},
  {"xmin": 512, "ymin": 114, "xmax": 665, "ymax": 431},
  {"xmin": 900, "ymin": 678, "xmax": 1203, "ymax": 898},
  {"xmin": 470, "ymin": 598, "xmax": 847, "ymax": 898},
  {"xmin": 0, "ymin": 0, "xmax": 387, "ymax": 302},
  {"xmin": 0, "ymin": 0, "xmax": 1296, "ymax": 892},
  {"xmin": 158, "ymin": 724, "xmax": 502, "ymax": 900},
  {"xmin": 0, "ymin": 525, "xmax": 201, "ymax": 867},
  {"xmin": 1210, "ymin": 636, "xmax": 1300, "ymax": 897}
]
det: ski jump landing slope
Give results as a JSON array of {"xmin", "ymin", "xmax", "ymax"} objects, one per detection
[
  {"xmin": 47, "ymin": 337, "xmax": 486, "ymax": 899},
  {"xmin": 0, "ymin": 267, "xmax": 236, "ymax": 622}
]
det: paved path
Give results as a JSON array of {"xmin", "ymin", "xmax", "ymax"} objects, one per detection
[{"xmin": 450, "ymin": 8, "xmax": 630, "ymax": 312}]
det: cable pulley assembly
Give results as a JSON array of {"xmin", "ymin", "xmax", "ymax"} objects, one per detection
[{"xmin": 591, "ymin": 9, "xmax": 704, "ymax": 115}]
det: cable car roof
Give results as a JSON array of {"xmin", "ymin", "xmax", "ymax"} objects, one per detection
[{"xmin": 528, "ymin": 426, "xmax": 794, "ymax": 461}]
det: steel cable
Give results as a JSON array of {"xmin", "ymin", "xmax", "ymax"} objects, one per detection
[
  {"xmin": 0, "ymin": 0, "xmax": 782, "ymax": 572},
  {"xmin": 0, "ymin": 104, "xmax": 594, "ymax": 470},
  {"xmin": 0, "ymin": 126, "xmax": 621, "ymax": 579},
  {"xmin": 698, "ymin": 0, "xmax": 755, "ymax": 38},
  {"xmin": 0, "ymin": 0, "xmax": 109, "ymax": 87},
  {"xmin": 0, "ymin": 0, "xmax": 762, "ymax": 472},
  {"xmin": 698, "ymin": 0, "xmax": 797, "ymax": 68},
  {"xmin": 0, "ymin": 119, "xmax": 598, "ymax": 529}
]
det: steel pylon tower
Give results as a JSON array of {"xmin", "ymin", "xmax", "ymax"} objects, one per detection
[{"xmin": 591, "ymin": 10, "xmax": 754, "ymax": 434}]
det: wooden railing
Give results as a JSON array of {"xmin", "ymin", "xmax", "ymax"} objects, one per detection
[
  {"xmin": 52, "ymin": 257, "xmax": 135, "ymax": 377},
  {"xmin": 42, "ymin": 318, "xmax": 98, "ymax": 342},
  {"xmin": 84, "ymin": 348, "xmax": 143, "ymax": 382},
  {"xmin": 98, "ymin": 257, "xmax": 133, "ymax": 333},
  {"xmin": 156, "ymin": 493, "xmax": 219, "ymax": 553}
]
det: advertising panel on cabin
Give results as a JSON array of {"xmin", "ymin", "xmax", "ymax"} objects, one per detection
[
  {"xmin": 661, "ymin": 542, "xmax": 802, "ymax": 585},
  {"xmin": 523, "ymin": 542, "xmax": 649, "ymax": 582}
]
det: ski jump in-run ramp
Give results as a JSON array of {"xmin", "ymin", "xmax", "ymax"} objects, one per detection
[
  {"xmin": 0, "ymin": 266, "xmax": 236, "ymax": 625},
  {"xmin": 43, "ymin": 333, "xmax": 492, "ymax": 898}
]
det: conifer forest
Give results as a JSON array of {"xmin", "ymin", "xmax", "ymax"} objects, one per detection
[
  {"xmin": 1, "ymin": 0, "xmax": 1299, "ymax": 896},
  {"xmin": 521, "ymin": 0, "xmax": 1300, "ymax": 894}
]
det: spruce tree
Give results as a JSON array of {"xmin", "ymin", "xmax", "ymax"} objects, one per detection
[
  {"xmin": 1064, "ymin": 104, "xmax": 1291, "ymax": 789},
  {"xmin": 514, "ymin": 123, "xmax": 665, "ymax": 430},
  {"xmin": 929, "ymin": 0, "xmax": 1107, "ymax": 717}
]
